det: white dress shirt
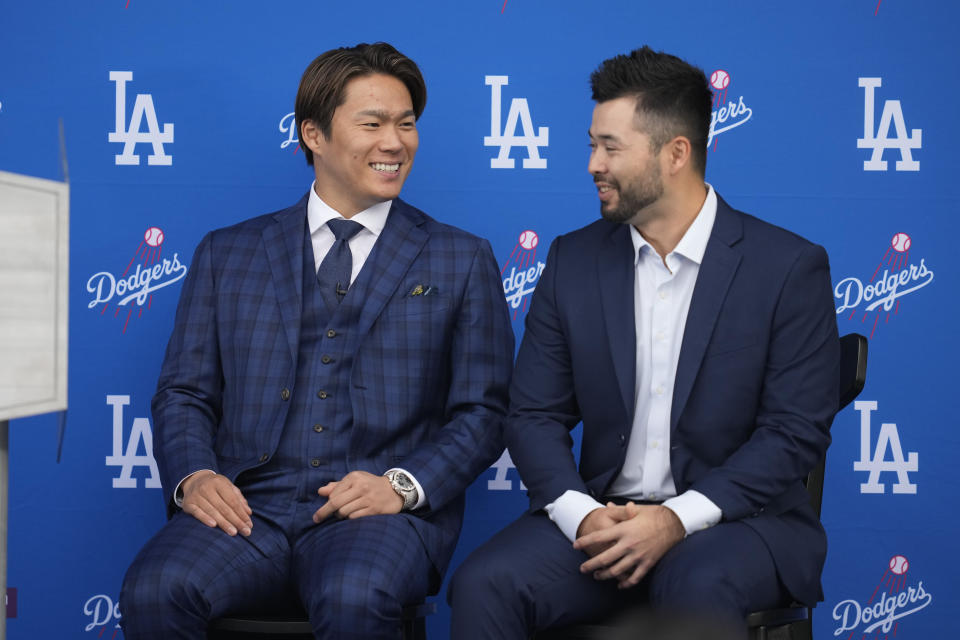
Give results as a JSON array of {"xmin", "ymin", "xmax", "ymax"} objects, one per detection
[
  {"xmin": 176, "ymin": 185, "xmax": 426, "ymax": 510},
  {"xmin": 544, "ymin": 185, "xmax": 723, "ymax": 541},
  {"xmin": 306, "ymin": 184, "xmax": 390, "ymax": 284}
]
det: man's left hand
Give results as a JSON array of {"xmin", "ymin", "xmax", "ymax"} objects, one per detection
[
  {"xmin": 313, "ymin": 470, "xmax": 403, "ymax": 523},
  {"xmin": 573, "ymin": 504, "xmax": 685, "ymax": 589}
]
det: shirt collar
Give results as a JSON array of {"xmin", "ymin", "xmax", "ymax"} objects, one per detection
[
  {"xmin": 629, "ymin": 183, "xmax": 717, "ymax": 266},
  {"xmin": 307, "ymin": 181, "xmax": 391, "ymax": 237}
]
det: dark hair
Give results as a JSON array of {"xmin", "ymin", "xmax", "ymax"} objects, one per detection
[
  {"xmin": 590, "ymin": 46, "xmax": 712, "ymax": 176},
  {"xmin": 295, "ymin": 42, "xmax": 427, "ymax": 165}
]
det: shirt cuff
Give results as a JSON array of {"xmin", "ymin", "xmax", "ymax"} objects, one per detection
[
  {"xmin": 174, "ymin": 469, "xmax": 215, "ymax": 508},
  {"xmin": 388, "ymin": 468, "xmax": 426, "ymax": 510},
  {"xmin": 662, "ymin": 490, "xmax": 722, "ymax": 536},
  {"xmin": 544, "ymin": 490, "xmax": 606, "ymax": 543}
]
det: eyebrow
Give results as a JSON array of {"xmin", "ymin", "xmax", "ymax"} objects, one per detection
[
  {"xmin": 355, "ymin": 109, "xmax": 417, "ymax": 120},
  {"xmin": 588, "ymin": 130, "xmax": 621, "ymax": 144}
]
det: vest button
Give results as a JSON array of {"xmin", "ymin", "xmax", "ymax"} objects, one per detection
[
  {"xmin": 280, "ymin": 388, "xmax": 290, "ymax": 401},
  {"xmin": 310, "ymin": 458, "xmax": 321, "ymax": 467},
  {"xmin": 321, "ymin": 355, "xmax": 332, "ymax": 364},
  {"xmin": 317, "ymin": 390, "xmax": 328, "ymax": 399},
  {"xmin": 259, "ymin": 453, "xmax": 269, "ymax": 463},
  {"xmin": 327, "ymin": 329, "xmax": 337, "ymax": 338},
  {"xmin": 313, "ymin": 424, "xmax": 324, "ymax": 433}
]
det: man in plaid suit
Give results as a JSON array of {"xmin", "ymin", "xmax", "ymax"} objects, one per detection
[{"xmin": 120, "ymin": 42, "xmax": 513, "ymax": 639}]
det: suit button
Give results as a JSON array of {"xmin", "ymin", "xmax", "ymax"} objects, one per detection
[
  {"xmin": 317, "ymin": 390, "xmax": 328, "ymax": 399},
  {"xmin": 313, "ymin": 424, "xmax": 324, "ymax": 433},
  {"xmin": 311, "ymin": 458, "xmax": 321, "ymax": 467},
  {"xmin": 280, "ymin": 388, "xmax": 290, "ymax": 401},
  {"xmin": 327, "ymin": 329, "xmax": 337, "ymax": 338},
  {"xmin": 259, "ymin": 453, "xmax": 269, "ymax": 463},
  {"xmin": 618, "ymin": 433, "xmax": 626, "ymax": 446},
  {"xmin": 321, "ymin": 355, "xmax": 332, "ymax": 364}
]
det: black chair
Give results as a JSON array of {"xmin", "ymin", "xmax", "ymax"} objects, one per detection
[
  {"xmin": 536, "ymin": 332, "xmax": 869, "ymax": 640},
  {"xmin": 207, "ymin": 601, "xmax": 436, "ymax": 639}
]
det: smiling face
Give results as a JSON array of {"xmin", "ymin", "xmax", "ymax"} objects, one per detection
[
  {"xmin": 303, "ymin": 73, "xmax": 419, "ymax": 216},
  {"xmin": 588, "ymin": 96, "xmax": 664, "ymax": 226}
]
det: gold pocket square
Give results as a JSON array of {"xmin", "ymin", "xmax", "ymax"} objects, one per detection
[{"xmin": 408, "ymin": 284, "xmax": 438, "ymax": 297}]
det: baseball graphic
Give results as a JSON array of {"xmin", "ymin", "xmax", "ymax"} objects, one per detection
[
  {"xmin": 710, "ymin": 69, "xmax": 730, "ymax": 91},
  {"xmin": 889, "ymin": 555, "xmax": 909, "ymax": 575},
  {"xmin": 144, "ymin": 226, "xmax": 165, "ymax": 247},
  {"xmin": 891, "ymin": 232, "xmax": 911, "ymax": 253},
  {"xmin": 518, "ymin": 230, "xmax": 539, "ymax": 250}
]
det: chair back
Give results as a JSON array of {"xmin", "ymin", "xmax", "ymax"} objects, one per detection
[{"xmin": 806, "ymin": 333, "xmax": 868, "ymax": 518}]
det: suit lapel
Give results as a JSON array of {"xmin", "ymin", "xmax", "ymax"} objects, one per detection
[
  {"xmin": 346, "ymin": 198, "xmax": 428, "ymax": 338},
  {"xmin": 262, "ymin": 193, "xmax": 309, "ymax": 363},
  {"xmin": 671, "ymin": 196, "xmax": 743, "ymax": 431},
  {"xmin": 598, "ymin": 224, "xmax": 637, "ymax": 421}
]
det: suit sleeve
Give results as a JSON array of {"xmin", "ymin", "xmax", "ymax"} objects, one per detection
[
  {"xmin": 503, "ymin": 238, "xmax": 591, "ymax": 512},
  {"xmin": 151, "ymin": 232, "xmax": 224, "ymax": 513},
  {"xmin": 690, "ymin": 243, "xmax": 840, "ymax": 521},
  {"xmin": 397, "ymin": 239, "xmax": 514, "ymax": 511}
]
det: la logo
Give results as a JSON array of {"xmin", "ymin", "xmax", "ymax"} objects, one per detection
[
  {"xmin": 108, "ymin": 71, "xmax": 174, "ymax": 166},
  {"xmin": 857, "ymin": 77, "xmax": 921, "ymax": 172},
  {"xmin": 105, "ymin": 395, "xmax": 161, "ymax": 489},
  {"xmin": 484, "ymin": 76, "xmax": 549, "ymax": 169},
  {"xmin": 487, "ymin": 449, "xmax": 526, "ymax": 491},
  {"xmin": 852, "ymin": 400, "xmax": 918, "ymax": 494}
]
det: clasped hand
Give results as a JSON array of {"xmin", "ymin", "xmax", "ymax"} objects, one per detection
[{"xmin": 573, "ymin": 502, "xmax": 685, "ymax": 589}]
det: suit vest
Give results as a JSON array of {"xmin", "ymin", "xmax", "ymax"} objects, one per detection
[{"xmin": 241, "ymin": 221, "xmax": 360, "ymax": 534}]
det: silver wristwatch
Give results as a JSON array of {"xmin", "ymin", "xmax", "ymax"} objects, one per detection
[{"xmin": 385, "ymin": 469, "xmax": 419, "ymax": 511}]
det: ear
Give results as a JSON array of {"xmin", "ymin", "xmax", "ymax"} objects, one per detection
[
  {"xmin": 662, "ymin": 135, "xmax": 692, "ymax": 176},
  {"xmin": 300, "ymin": 119, "xmax": 325, "ymax": 160}
]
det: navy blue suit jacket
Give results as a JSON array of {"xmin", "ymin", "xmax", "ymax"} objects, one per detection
[
  {"xmin": 505, "ymin": 194, "xmax": 839, "ymax": 606},
  {"xmin": 152, "ymin": 194, "xmax": 514, "ymax": 577}
]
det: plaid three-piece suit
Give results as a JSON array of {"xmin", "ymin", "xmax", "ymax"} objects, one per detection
[{"xmin": 120, "ymin": 194, "xmax": 514, "ymax": 639}]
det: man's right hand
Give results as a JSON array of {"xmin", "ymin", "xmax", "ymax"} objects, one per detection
[
  {"xmin": 575, "ymin": 502, "xmax": 636, "ymax": 557},
  {"xmin": 181, "ymin": 471, "xmax": 253, "ymax": 537}
]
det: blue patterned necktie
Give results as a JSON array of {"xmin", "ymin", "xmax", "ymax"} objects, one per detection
[{"xmin": 316, "ymin": 219, "xmax": 364, "ymax": 307}]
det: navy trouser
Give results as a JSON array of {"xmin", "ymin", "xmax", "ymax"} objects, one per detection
[
  {"xmin": 120, "ymin": 510, "xmax": 432, "ymax": 640},
  {"xmin": 448, "ymin": 511, "xmax": 788, "ymax": 639}
]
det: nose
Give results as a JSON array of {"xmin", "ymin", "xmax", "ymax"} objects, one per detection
[
  {"xmin": 379, "ymin": 125, "xmax": 403, "ymax": 152},
  {"xmin": 588, "ymin": 149, "xmax": 604, "ymax": 177}
]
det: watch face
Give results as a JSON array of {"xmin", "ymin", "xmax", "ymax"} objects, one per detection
[{"xmin": 394, "ymin": 473, "xmax": 415, "ymax": 491}]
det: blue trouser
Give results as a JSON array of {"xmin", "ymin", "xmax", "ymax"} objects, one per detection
[
  {"xmin": 448, "ymin": 511, "xmax": 788, "ymax": 639},
  {"xmin": 120, "ymin": 508, "xmax": 432, "ymax": 640}
]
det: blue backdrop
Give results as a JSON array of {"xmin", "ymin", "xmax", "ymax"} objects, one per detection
[{"xmin": 1, "ymin": 1, "xmax": 955, "ymax": 637}]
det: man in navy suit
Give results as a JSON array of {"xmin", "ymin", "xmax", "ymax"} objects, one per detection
[
  {"xmin": 449, "ymin": 46, "xmax": 840, "ymax": 637},
  {"xmin": 119, "ymin": 42, "xmax": 513, "ymax": 640}
]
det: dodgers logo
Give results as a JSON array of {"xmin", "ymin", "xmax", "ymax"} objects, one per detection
[
  {"xmin": 279, "ymin": 111, "xmax": 300, "ymax": 154},
  {"xmin": 108, "ymin": 71, "xmax": 174, "ymax": 166},
  {"xmin": 857, "ymin": 77, "xmax": 921, "ymax": 171},
  {"xmin": 834, "ymin": 232, "xmax": 933, "ymax": 339},
  {"xmin": 484, "ymin": 76, "xmax": 549, "ymax": 169},
  {"xmin": 707, "ymin": 69, "xmax": 752, "ymax": 150},
  {"xmin": 105, "ymin": 394, "xmax": 161, "ymax": 489},
  {"xmin": 852, "ymin": 400, "xmax": 918, "ymax": 495},
  {"xmin": 83, "ymin": 594, "xmax": 123, "ymax": 634},
  {"xmin": 832, "ymin": 555, "xmax": 932, "ymax": 636},
  {"xmin": 500, "ymin": 229, "xmax": 546, "ymax": 321},
  {"xmin": 86, "ymin": 227, "xmax": 188, "ymax": 333}
]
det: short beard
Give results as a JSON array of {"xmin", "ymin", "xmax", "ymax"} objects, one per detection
[{"xmin": 599, "ymin": 160, "xmax": 664, "ymax": 225}]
